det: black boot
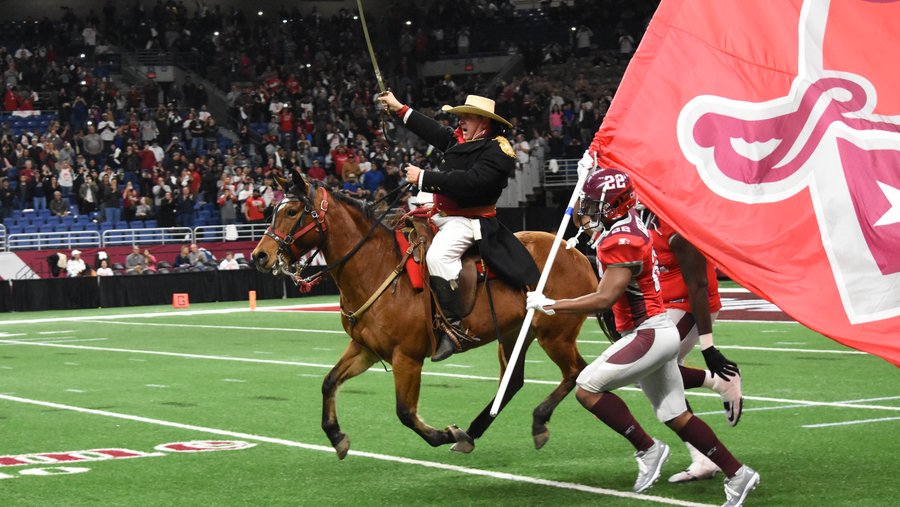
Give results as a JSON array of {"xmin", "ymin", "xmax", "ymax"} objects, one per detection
[{"xmin": 430, "ymin": 276, "xmax": 463, "ymax": 362}]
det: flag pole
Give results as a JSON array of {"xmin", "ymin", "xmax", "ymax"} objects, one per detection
[{"xmin": 489, "ymin": 167, "xmax": 591, "ymax": 417}]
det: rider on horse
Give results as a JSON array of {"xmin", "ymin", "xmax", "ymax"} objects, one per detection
[{"xmin": 378, "ymin": 91, "xmax": 539, "ymax": 361}]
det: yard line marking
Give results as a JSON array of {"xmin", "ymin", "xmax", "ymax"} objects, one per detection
[
  {"xmin": 717, "ymin": 345, "xmax": 865, "ymax": 355},
  {"xmin": 1, "ymin": 339, "xmax": 897, "ymax": 413},
  {"xmin": 0, "ymin": 333, "xmax": 26, "ymax": 338},
  {"xmin": 524, "ymin": 360, "xmax": 544, "ymax": 363},
  {"xmin": 222, "ymin": 379, "xmax": 246, "ymax": 383},
  {"xmin": 0, "ymin": 302, "xmax": 341, "ymax": 325},
  {"xmin": 693, "ymin": 395, "xmax": 900, "ymax": 417},
  {"xmin": 38, "ymin": 330, "xmax": 76, "ymax": 335},
  {"xmin": 45, "ymin": 338, "xmax": 108, "ymax": 344},
  {"xmin": 0, "ymin": 394, "xmax": 714, "ymax": 507},
  {"xmin": 440, "ymin": 364, "xmax": 473, "ymax": 369},
  {"xmin": 64, "ymin": 362, "xmax": 80, "ymax": 366},
  {"xmin": 129, "ymin": 358, "xmax": 147, "ymax": 362},
  {"xmin": 298, "ymin": 374, "xmax": 321, "ymax": 378},
  {"xmin": 253, "ymin": 351, "xmax": 274, "ymax": 355},
  {"xmin": 65, "ymin": 389, "xmax": 85, "ymax": 393},
  {"xmin": 80, "ymin": 320, "xmax": 347, "ymax": 334},
  {"xmin": 312, "ymin": 347, "xmax": 332, "ymax": 351},
  {"xmin": 0, "ymin": 366, "xmax": 12, "ymax": 370},
  {"xmin": 145, "ymin": 384, "xmax": 169, "ymax": 388},
  {"xmin": 802, "ymin": 416, "xmax": 900, "ymax": 428}
]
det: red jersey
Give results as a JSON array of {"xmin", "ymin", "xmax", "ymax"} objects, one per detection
[
  {"xmin": 651, "ymin": 219, "xmax": 722, "ymax": 313},
  {"xmin": 597, "ymin": 210, "xmax": 666, "ymax": 332}
]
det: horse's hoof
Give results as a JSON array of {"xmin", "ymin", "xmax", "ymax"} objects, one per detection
[
  {"xmin": 533, "ymin": 429, "xmax": 550, "ymax": 450},
  {"xmin": 448, "ymin": 425, "xmax": 474, "ymax": 454},
  {"xmin": 334, "ymin": 433, "xmax": 350, "ymax": 460}
]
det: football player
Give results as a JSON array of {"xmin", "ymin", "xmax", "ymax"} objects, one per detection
[
  {"xmin": 643, "ymin": 210, "xmax": 744, "ymax": 483},
  {"xmin": 527, "ymin": 169, "xmax": 759, "ymax": 507}
]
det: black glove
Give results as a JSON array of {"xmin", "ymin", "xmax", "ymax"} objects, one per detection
[{"xmin": 702, "ymin": 346, "xmax": 740, "ymax": 381}]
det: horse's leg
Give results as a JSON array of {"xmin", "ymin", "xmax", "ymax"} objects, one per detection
[
  {"xmin": 531, "ymin": 316, "xmax": 589, "ymax": 450},
  {"xmin": 322, "ymin": 340, "xmax": 378, "ymax": 460},
  {"xmin": 455, "ymin": 336, "xmax": 534, "ymax": 453},
  {"xmin": 392, "ymin": 351, "xmax": 469, "ymax": 449}
]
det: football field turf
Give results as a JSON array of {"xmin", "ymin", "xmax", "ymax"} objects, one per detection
[{"xmin": 0, "ymin": 297, "xmax": 897, "ymax": 506}]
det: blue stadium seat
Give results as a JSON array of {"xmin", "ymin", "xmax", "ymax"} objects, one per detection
[
  {"xmin": 10, "ymin": 210, "xmax": 22, "ymax": 219},
  {"xmin": 129, "ymin": 221, "xmax": 145, "ymax": 229},
  {"xmin": 39, "ymin": 225, "xmax": 54, "ymax": 233},
  {"xmin": 7, "ymin": 226, "xmax": 24, "ymax": 235},
  {"xmin": 75, "ymin": 215, "xmax": 90, "ymax": 224},
  {"xmin": 68, "ymin": 224, "xmax": 85, "ymax": 232},
  {"xmin": 114, "ymin": 221, "xmax": 129, "ymax": 230},
  {"xmin": 52, "ymin": 223, "xmax": 69, "ymax": 232},
  {"xmin": 144, "ymin": 220, "xmax": 158, "ymax": 228}
]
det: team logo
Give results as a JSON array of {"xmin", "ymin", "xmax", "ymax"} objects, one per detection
[{"xmin": 678, "ymin": 0, "xmax": 900, "ymax": 323}]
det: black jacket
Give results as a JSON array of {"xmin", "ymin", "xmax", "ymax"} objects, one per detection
[
  {"xmin": 402, "ymin": 110, "xmax": 539, "ymax": 287},
  {"xmin": 405, "ymin": 110, "xmax": 514, "ymax": 209}
]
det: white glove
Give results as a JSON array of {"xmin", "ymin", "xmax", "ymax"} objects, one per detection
[
  {"xmin": 577, "ymin": 150, "xmax": 596, "ymax": 179},
  {"xmin": 565, "ymin": 226, "xmax": 585, "ymax": 250},
  {"xmin": 526, "ymin": 291, "xmax": 556, "ymax": 315}
]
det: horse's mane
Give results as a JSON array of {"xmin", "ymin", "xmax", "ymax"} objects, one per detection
[{"xmin": 299, "ymin": 179, "xmax": 398, "ymax": 232}]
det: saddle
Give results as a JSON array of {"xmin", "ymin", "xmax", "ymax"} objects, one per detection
[{"xmin": 395, "ymin": 216, "xmax": 497, "ymax": 319}]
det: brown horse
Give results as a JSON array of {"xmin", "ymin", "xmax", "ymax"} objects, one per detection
[{"xmin": 251, "ymin": 172, "xmax": 597, "ymax": 459}]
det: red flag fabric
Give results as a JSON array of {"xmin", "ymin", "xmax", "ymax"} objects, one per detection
[{"xmin": 596, "ymin": 0, "xmax": 900, "ymax": 366}]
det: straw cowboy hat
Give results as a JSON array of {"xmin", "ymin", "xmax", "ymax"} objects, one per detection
[{"xmin": 441, "ymin": 95, "xmax": 512, "ymax": 128}]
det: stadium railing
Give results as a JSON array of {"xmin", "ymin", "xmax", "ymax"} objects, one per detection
[
  {"xmin": 101, "ymin": 227, "xmax": 195, "ymax": 247},
  {"xmin": 193, "ymin": 224, "xmax": 268, "ymax": 243},
  {"xmin": 0, "ymin": 224, "xmax": 6, "ymax": 251},
  {"xmin": 542, "ymin": 158, "xmax": 580, "ymax": 188},
  {"xmin": 7, "ymin": 230, "xmax": 102, "ymax": 251}
]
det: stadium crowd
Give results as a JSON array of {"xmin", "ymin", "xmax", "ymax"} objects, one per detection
[{"xmin": 0, "ymin": 0, "xmax": 655, "ymax": 234}]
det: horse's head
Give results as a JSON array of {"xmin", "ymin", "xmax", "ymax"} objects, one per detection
[{"xmin": 251, "ymin": 170, "xmax": 328, "ymax": 274}]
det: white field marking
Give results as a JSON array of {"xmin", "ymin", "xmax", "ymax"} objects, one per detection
[
  {"xmin": 145, "ymin": 384, "xmax": 169, "ymax": 388},
  {"xmin": 312, "ymin": 347, "xmax": 332, "ymax": 351},
  {"xmin": 0, "ymin": 366, "xmax": 12, "ymax": 370},
  {"xmin": 38, "ymin": 330, "xmax": 76, "ymax": 335},
  {"xmin": 775, "ymin": 341, "xmax": 806, "ymax": 345},
  {"xmin": 524, "ymin": 360, "xmax": 543, "ymax": 363},
  {"xmin": 440, "ymin": 364, "xmax": 473, "ymax": 369},
  {"xmin": 222, "ymin": 379, "xmax": 246, "ymax": 383},
  {"xmin": 717, "ymin": 345, "xmax": 865, "ymax": 355},
  {"xmin": 8, "ymin": 336, "xmax": 77, "ymax": 341},
  {"xmin": 0, "ymin": 302, "xmax": 341, "ymax": 325},
  {"xmin": 80, "ymin": 320, "xmax": 347, "ymax": 335},
  {"xmin": 761, "ymin": 330, "xmax": 788, "ymax": 334},
  {"xmin": 64, "ymin": 362, "xmax": 80, "ymax": 366},
  {"xmin": 693, "ymin": 395, "xmax": 900, "ymax": 417},
  {"xmin": 718, "ymin": 288, "xmax": 751, "ymax": 293},
  {"xmin": 0, "ymin": 333, "xmax": 26, "ymax": 338},
  {"xmin": 802, "ymin": 416, "xmax": 900, "ymax": 428},
  {"xmin": 298, "ymin": 374, "xmax": 321, "ymax": 378},
  {"xmin": 0, "ymin": 394, "xmax": 714, "ymax": 507},
  {"xmin": 129, "ymin": 358, "xmax": 147, "ymax": 362},
  {"xmin": 45, "ymin": 338, "xmax": 108, "ymax": 344},
  {"xmin": 253, "ymin": 351, "xmax": 274, "ymax": 355},
  {"xmin": 65, "ymin": 389, "xmax": 85, "ymax": 393},
  {"xmin": 2, "ymin": 339, "xmax": 897, "ymax": 413}
]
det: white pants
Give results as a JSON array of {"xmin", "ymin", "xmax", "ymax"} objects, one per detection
[
  {"xmin": 426, "ymin": 215, "xmax": 481, "ymax": 280},
  {"xmin": 666, "ymin": 308, "xmax": 720, "ymax": 363},
  {"xmin": 576, "ymin": 314, "xmax": 687, "ymax": 422}
]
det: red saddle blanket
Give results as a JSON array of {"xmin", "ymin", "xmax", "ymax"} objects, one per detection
[{"xmin": 394, "ymin": 229, "xmax": 495, "ymax": 290}]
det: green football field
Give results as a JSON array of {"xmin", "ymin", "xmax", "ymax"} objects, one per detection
[{"xmin": 0, "ymin": 297, "xmax": 897, "ymax": 506}]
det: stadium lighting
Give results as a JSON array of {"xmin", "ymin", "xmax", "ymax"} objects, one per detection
[
  {"xmin": 213, "ymin": 31, "xmax": 219, "ymax": 36},
  {"xmin": 257, "ymin": 10, "xmax": 263, "ymax": 16},
  {"xmin": 570, "ymin": 26, "xmax": 577, "ymax": 31},
  {"xmin": 353, "ymin": 15, "xmax": 359, "ymax": 20},
  {"xmin": 282, "ymin": 19, "xmax": 287, "ymax": 24},
  {"xmin": 305, "ymin": 63, "xmax": 311, "ymax": 68},
  {"xmin": 405, "ymin": 20, "xmax": 412, "ymax": 26},
  {"xmin": 79, "ymin": 53, "xmax": 85, "ymax": 58}
]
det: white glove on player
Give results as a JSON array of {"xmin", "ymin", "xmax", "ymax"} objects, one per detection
[
  {"xmin": 577, "ymin": 150, "xmax": 596, "ymax": 179},
  {"xmin": 526, "ymin": 291, "xmax": 556, "ymax": 315}
]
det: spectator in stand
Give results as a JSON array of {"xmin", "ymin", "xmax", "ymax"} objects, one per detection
[
  {"xmin": 67, "ymin": 249, "xmax": 87, "ymax": 277},
  {"xmin": 125, "ymin": 245, "xmax": 145, "ymax": 272},
  {"xmin": 16, "ymin": 174, "xmax": 32, "ymax": 210},
  {"xmin": 30, "ymin": 173, "xmax": 47, "ymax": 210},
  {"xmin": 243, "ymin": 189, "xmax": 266, "ymax": 224},
  {"xmin": 134, "ymin": 197, "xmax": 153, "ymax": 221},
  {"xmin": 173, "ymin": 245, "xmax": 191, "ymax": 269},
  {"xmin": 341, "ymin": 173, "xmax": 369, "ymax": 199},
  {"xmin": 122, "ymin": 181, "xmax": 139, "ymax": 222},
  {"xmin": 143, "ymin": 249, "xmax": 159, "ymax": 272},
  {"xmin": 0, "ymin": 179, "xmax": 14, "ymax": 220},
  {"xmin": 189, "ymin": 243, "xmax": 209, "ymax": 266},
  {"xmin": 81, "ymin": 125, "xmax": 104, "ymax": 165},
  {"xmin": 175, "ymin": 186, "xmax": 195, "ymax": 228},
  {"xmin": 217, "ymin": 187, "xmax": 238, "ymax": 225},
  {"xmin": 77, "ymin": 176, "xmax": 99, "ymax": 216},
  {"xmin": 218, "ymin": 252, "xmax": 240, "ymax": 270},
  {"xmin": 157, "ymin": 191, "xmax": 177, "ymax": 227},
  {"xmin": 96, "ymin": 259, "xmax": 114, "ymax": 276},
  {"xmin": 152, "ymin": 176, "xmax": 171, "ymax": 207},
  {"xmin": 101, "ymin": 177, "xmax": 121, "ymax": 224},
  {"xmin": 49, "ymin": 191, "xmax": 70, "ymax": 217},
  {"xmin": 307, "ymin": 159, "xmax": 326, "ymax": 182}
]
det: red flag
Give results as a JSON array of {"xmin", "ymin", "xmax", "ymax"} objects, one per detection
[{"xmin": 597, "ymin": 0, "xmax": 900, "ymax": 366}]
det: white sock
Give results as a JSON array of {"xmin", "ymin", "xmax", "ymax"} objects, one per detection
[
  {"xmin": 701, "ymin": 370, "xmax": 716, "ymax": 390},
  {"xmin": 685, "ymin": 442, "xmax": 719, "ymax": 471}
]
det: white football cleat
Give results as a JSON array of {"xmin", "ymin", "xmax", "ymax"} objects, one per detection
[
  {"xmin": 633, "ymin": 439, "xmax": 670, "ymax": 493},
  {"xmin": 722, "ymin": 465, "xmax": 760, "ymax": 507}
]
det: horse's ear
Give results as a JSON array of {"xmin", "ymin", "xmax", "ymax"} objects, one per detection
[
  {"xmin": 291, "ymin": 169, "xmax": 308, "ymax": 193},
  {"xmin": 274, "ymin": 174, "xmax": 289, "ymax": 190}
]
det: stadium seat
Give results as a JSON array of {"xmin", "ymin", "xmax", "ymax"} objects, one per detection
[
  {"xmin": 69, "ymin": 224, "xmax": 85, "ymax": 232},
  {"xmin": 157, "ymin": 267, "xmax": 171, "ymax": 274},
  {"xmin": 39, "ymin": 225, "xmax": 54, "ymax": 233},
  {"xmin": 129, "ymin": 221, "xmax": 145, "ymax": 229},
  {"xmin": 112, "ymin": 263, "xmax": 125, "ymax": 271},
  {"xmin": 114, "ymin": 221, "xmax": 129, "ymax": 230},
  {"xmin": 145, "ymin": 220, "xmax": 158, "ymax": 228},
  {"xmin": 157, "ymin": 261, "xmax": 172, "ymax": 269}
]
